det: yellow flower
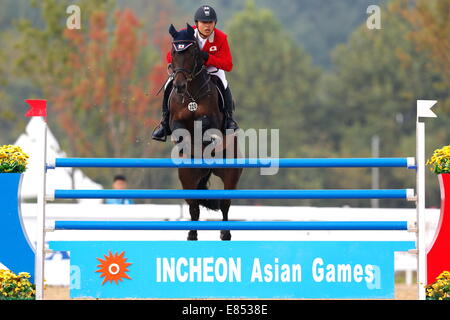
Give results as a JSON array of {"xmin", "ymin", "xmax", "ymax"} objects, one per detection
[
  {"xmin": 427, "ymin": 145, "xmax": 450, "ymax": 174},
  {"xmin": 0, "ymin": 145, "xmax": 29, "ymax": 173},
  {"xmin": 427, "ymin": 270, "xmax": 450, "ymax": 300}
]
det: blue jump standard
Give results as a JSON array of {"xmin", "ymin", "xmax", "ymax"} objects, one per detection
[
  {"xmin": 54, "ymin": 189, "xmax": 411, "ymax": 199},
  {"xmin": 54, "ymin": 220, "xmax": 408, "ymax": 231},
  {"xmin": 52, "ymin": 157, "xmax": 415, "ymax": 168}
]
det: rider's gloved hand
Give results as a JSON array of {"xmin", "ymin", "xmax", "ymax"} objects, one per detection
[{"xmin": 199, "ymin": 51, "xmax": 209, "ymax": 63}]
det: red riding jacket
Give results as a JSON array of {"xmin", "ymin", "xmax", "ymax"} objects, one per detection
[{"xmin": 166, "ymin": 26, "xmax": 233, "ymax": 72}]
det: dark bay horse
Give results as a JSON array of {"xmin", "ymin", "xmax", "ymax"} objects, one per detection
[{"xmin": 167, "ymin": 24, "xmax": 242, "ymax": 241}]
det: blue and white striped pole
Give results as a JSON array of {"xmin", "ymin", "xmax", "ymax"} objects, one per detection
[
  {"xmin": 48, "ymin": 157, "xmax": 416, "ymax": 169},
  {"xmin": 50, "ymin": 188, "xmax": 415, "ymax": 200},
  {"xmin": 53, "ymin": 220, "xmax": 410, "ymax": 231}
]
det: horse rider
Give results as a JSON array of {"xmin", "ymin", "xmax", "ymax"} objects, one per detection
[{"xmin": 152, "ymin": 5, "xmax": 239, "ymax": 142}]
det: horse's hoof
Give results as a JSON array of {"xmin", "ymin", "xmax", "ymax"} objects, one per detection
[
  {"xmin": 220, "ymin": 231, "xmax": 231, "ymax": 241},
  {"xmin": 188, "ymin": 231, "xmax": 198, "ymax": 241}
]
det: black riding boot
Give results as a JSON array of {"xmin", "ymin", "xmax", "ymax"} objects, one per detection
[
  {"xmin": 152, "ymin": 81, "xmax": 173, "ymax": 142},
  {"xmin": 223, "ymin": 86, "xmax": 239, "ymax": 131}
]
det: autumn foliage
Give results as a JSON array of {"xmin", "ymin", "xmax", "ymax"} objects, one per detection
[
  {"xmin": 400, "ymin": 1, "xmax": 450, "ymax": 84},
  {"xmin": 394, "ymin": 0, "xmax": 450, "ymax": 106},
  {"xmin": 53, "ymin": 9, "xmax": 165, "ymax": 159}
]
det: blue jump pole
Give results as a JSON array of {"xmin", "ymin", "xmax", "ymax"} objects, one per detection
[
  {"xmin": 51, "ymin": 157, "xmax": 416, "ymax": 169},
  {"xmin": 53, "ymin": 188, "xmax": 414, "ymax": 200},
  {"xmin": 54, "ymin": 220, "xmax": 409, "ymax": 231}
]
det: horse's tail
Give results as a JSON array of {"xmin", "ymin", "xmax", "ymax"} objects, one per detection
[{"xmin": 197, "ymin": 170, "xmax": 220, "ymax": 211}]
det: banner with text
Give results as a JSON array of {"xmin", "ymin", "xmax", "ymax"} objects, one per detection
[{"xmin": 50, "ymin": 240, "xmax": 414, "ymax": 299}]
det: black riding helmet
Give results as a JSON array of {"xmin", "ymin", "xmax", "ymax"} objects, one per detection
[{"xmin": 194, "ymin": 5, "xmax": 217, "ymax": 23}]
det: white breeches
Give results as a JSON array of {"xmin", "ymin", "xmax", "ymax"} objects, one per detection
[{"xmin": 206, "ymin": 67, "xmax": 228, "ymax": 89}]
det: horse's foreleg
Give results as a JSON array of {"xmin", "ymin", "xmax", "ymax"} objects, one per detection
[
  {"xmin": 215, "ymin": 167, "xmax": 243, "ymax": 241},
  {"xmin": 220, "ymin": 199, "xmax": 231, "ymax": 241},
  {"xmin": 178, "ymin": 168, "xmax": 206, "ymax": 241},
  {"xmin": 187, "ymin": 201, "xmax": 200, "ymax": 241}
]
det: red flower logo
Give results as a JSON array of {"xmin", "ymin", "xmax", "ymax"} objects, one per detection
[{"xmin": 95, "ymin": 251, "xmax": 132, "ymax": 285}]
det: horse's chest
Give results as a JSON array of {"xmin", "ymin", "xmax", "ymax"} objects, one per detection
[
  {"xmin": 176, "ymin": 104, "xmax": 207, "ymax": 119},
  {"xmin": 174, "ymin": 108, "xmax": 220, "ymax": 131}
]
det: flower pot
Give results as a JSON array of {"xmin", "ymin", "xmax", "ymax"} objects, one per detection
[
  {"xmin": 0, "ymin": 173, "xmax": 35, "ymax": 283},
  {"xmin": 427, "ymin": 173, "xmax": 450, "ymax": 284}
]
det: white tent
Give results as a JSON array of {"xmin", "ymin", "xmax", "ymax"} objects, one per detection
[{"xmin": 14, "ymin": 118, "xmax": 103, "ymax": 203}]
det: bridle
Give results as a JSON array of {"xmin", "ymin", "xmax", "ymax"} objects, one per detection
[
  {"xmin": 169, "ymin": 40, "xmax": 205, "ymax": 82},
  {"xmin": 168, "ymin": 40, "xmax": 212, "ymax": 105}
]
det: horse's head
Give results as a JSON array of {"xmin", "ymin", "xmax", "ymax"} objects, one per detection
[{"xmin": 168, "ymin": 24, "xmax": 203, "ymax": 95}]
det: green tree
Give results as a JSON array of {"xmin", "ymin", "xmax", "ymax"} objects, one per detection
[
  {"xmin": 393, "ymin": 0, "xmax": 450, "ymax": 207},
  {"xmin": 323, "ymin": 1, "xmax": 448, "ymax": 207},
  {"xmin": 13, "ymin": 0, "xmax": 114, "ymax": 96},
  {"xmin": 11, "ymin": 0, "xmax": 181, "ymax": 194},
  {"xmin": 0, "ymin": 0, "xmax": 42, "ymax": 144},
  {"xmin": 258, "ymin": 0, "xmax": 389, "ymax": 68},
  {"xmin": 225, "ymin": 1, "xmax": 323, "ymax": 205}
]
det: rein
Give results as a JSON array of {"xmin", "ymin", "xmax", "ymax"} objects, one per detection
[
  {"xmin": 170, "ymin": 41, "xmax": 204, "ymax": 82},
  {"xmin": 163, "ymin": 40, "xmax": 212, "ymax": 105}
]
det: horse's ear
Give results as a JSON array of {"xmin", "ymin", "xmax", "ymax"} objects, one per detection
[
  {"xmin": 169, "ymin": 24, "xmax": 178, "ymax": 38},
  {"xmin": 186, "ymin": 23, "xmax": 195, "ymax": 38}
]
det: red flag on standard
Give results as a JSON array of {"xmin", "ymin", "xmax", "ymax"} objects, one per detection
[{"xmin": 24, "ymin": 99, "xmax": 47, "ymax": 117}]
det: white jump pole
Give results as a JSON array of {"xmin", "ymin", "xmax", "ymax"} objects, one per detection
[
  {"xmin": 25, "ymin": 99, "xmax": 48, "ymax": 300},
  {"xmin": 416, "ymin": 100, "xmax": 437, "ymax": 300},
  {"xmin": 35, "ymin": 115, "xmax": 47, "ymax": 300}
]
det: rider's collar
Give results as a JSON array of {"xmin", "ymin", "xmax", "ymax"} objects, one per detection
[{"xmin": 195, "ymin": 28, "xmax": 215, "ymax": 43}]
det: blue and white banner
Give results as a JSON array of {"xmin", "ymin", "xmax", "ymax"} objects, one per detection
[{"xmin": 50, "ymin": 240, "xmax": 414, "ymax": 299}]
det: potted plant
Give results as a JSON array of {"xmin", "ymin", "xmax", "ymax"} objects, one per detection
[
  {"xmin": 427, "ymin": 145, "xmax": 450, "ymax": 175},
  {"xmin": 0, "ymin": 144, "xmax": 29, "ymax": 197},
  {"xmin": 0, "ymin": 269, "xmax": 35, "ymax": 300},
  {"xmin": 425, "ymin": 271, "xmax": 450, "ymax": 300},
  {"xmin": 0, "ymin": 145, "xmax": 29, "ymax": 174},
  {"xmin": 426, "ymin": 145, "xmax": 450, "ymax": 298},
  {"xmin": 0, "ymin": 145, "xmax": 35, "ymax": 299}
]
